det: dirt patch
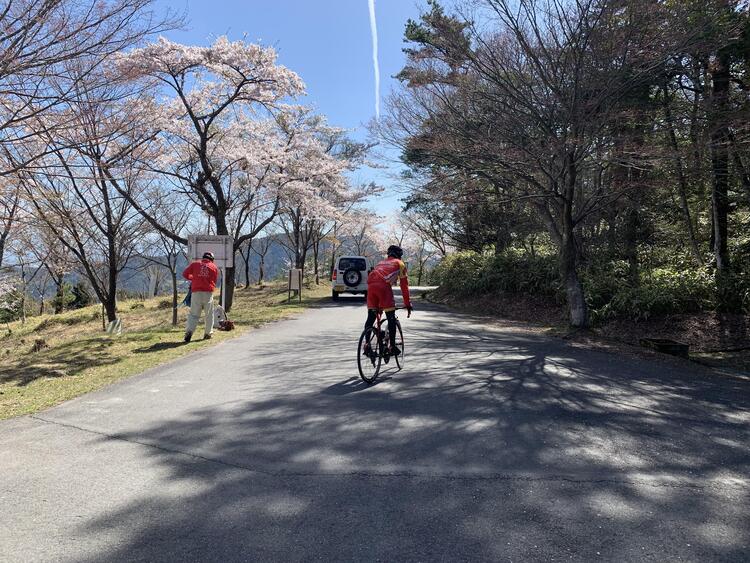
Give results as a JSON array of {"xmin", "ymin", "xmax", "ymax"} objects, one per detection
[{"xmin": 597, "ymin": 313, "xmax": 749, "ymax": 353}]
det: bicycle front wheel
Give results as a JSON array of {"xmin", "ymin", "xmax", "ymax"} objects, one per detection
[
  {"xmin": 394, "ymin": 320, "xmax": 404, "ymax": 370},
  {"xmin": 357, "ymin": 327, "xmax": 382, "ymax": 384}
]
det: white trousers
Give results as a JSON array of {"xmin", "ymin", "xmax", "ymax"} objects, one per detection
[{"xmin": 186, "ymin": 291, "xmax": 214, "ymax": 336}]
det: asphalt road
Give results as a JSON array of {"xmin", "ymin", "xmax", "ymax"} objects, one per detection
[{"xmin": 1, "ymin": 296, "xmax": 748, "ymax": 562}]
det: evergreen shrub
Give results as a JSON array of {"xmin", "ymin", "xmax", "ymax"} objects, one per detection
[{"xmin": 432, "ymin": 250, "xmax": 750, "ymax": 323}]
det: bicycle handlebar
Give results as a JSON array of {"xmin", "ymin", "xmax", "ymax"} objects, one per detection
[{"xmin": 372, "ymin": 306, "xmax": 412, "ymax": 318}]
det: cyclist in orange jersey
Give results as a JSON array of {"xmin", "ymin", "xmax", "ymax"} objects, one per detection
[{"xmin": 364, "ymin": 245, "xmax": 413, "ymax": 356}]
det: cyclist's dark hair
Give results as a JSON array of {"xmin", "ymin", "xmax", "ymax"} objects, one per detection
[{"xmin": 387, "ymin": 245, "xmax": 404, "ymax": 259}]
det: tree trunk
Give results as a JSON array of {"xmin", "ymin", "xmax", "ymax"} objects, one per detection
[
  {"xmin": 244, "ymin": 248, "xmax": 251, "ymax": 288},
  {"xmin": 313, "ymin": 241, "xmax": 320, "ymax": 285},
  {"xmin": 729, "ymin": 133, "xmax": 750, "ymax": 211},
  {"xmin": 54, "ymin": 277, "xmax": 65, "ymax": 314},
  {"xmin": 329, "ymin": 245, "xmax": 337, "ymax": 280},
  {"xmin": 623, "ymin": 198, "xmax": 640, "ymax": 287},
  {"xmin": 297, "ymin": 246, "xmax": 308, "ymax": 277},
  {"xmin": 237, "ymin": 242, "xmax": 252, "ymax": 289},
  {"xmin": 613, "ymin": 83, "xmax": 649, "ymax": 286},
  {"xmin": 560, "ymin": 228, "xmax": 588, "ymax": 328},
  {"xmin": 290, "ymin": 214, "xmax": 304, "ymax": 271},
  {"xmin": 710, "ymin": 49, "xmax": 731, "ymax": 275},
  {"xmin": 560, "ymin": 153, "xmax": 589, "ymax": 328},
  {"xmin": 663, "ymin": 84, "xmax": 703, "ymax": 263},
  {"xmin": 224, "ymin": 265, "xmax": 236, "ymax": 312},
  {"xmin": 104, "ymin": 292, "xmax": 118, "ymax": 323},
  {"xmin": 213, "ymin": 210, "xmax": 237, "ymax": 312},
  {"xmin": 258, "ymin": 258, "xmax": 265, "ymax": 286}
]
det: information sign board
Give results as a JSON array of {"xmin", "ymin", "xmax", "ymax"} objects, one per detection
[
  {"xmin": 187, "ymin": 234, "xmax": 234, "ymax": 308},
  {"xmin": 187, "ymin": 235, "xmax": 234, "ymax": 268},
  {"xmin": 288, "ymin": 269, "xmax": 302, "ymax": 302}
]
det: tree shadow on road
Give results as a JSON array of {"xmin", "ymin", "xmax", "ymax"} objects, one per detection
[{"xmin": 63, "ymin": 306, "xmax": 750, "ymax": 562}]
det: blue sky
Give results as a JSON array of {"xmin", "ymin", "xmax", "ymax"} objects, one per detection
[{"xmin": 154, "ymin": 0, "xmax": 428, "ymax": 213}]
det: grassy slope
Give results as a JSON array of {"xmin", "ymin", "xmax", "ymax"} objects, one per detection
[{"xmin": 0, "ymin": 283, "xmax": 329, "ymax": 420}]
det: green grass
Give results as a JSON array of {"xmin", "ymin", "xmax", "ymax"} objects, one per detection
[{"xmin": 0, "ymin": 283, "xmax": 330, "ymax": 420}]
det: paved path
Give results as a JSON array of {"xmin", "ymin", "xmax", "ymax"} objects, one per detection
[{"xmin": 1, "ymin": 298, "xmax": 748, "ymax": 562}]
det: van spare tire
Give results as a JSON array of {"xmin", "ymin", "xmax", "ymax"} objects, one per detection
[{"xmin": 343, "ymin": 268, "xmax": 362, "ymax": 287}]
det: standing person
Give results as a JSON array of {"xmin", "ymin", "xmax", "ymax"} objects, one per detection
[
  {"xmin": 364, "ymin": 245, "xmax": 413, "ymax": 356},
  {"xmin": 182, "ymin": 251, "xmax": 219, "ymax": 342}
]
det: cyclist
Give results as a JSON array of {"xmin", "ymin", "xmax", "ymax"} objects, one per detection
[{"xmin": 364, "ymin": 245, "xmax": 413, "ymax": 356}]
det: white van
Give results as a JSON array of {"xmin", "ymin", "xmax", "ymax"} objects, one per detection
[{"xmin": 332, "ymin": 255, "xmax": 370, "ymax": 300}]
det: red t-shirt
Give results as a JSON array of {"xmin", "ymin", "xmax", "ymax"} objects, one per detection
[{"xmin": 182, "ymin": 260, "xmax": 219, "ymax": 292}]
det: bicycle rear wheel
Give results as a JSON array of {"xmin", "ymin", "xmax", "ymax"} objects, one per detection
[
  {"xmin": 394, "ymin": 320, "xmax": 404, "ymax": 370},
  {"xmin": 357, "ymin": 327, "xmax": 382, "ymax": 384}
]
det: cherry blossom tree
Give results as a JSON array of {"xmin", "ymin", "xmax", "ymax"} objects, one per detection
[
  {"xmin": 275, "ymin": 109, "xmax": 375, "ymax": 277},
  {"xmin": 0, "ymin": 272, "xmax": 22, "ymax": 323},
  {"xmin": 339, "ymin": 207, "xmax": 384, "ymax": 261},
  {"xmin": 0, "ymin": 176, "xmax": 19, "ymax": 267},
  {"xmin": 114, "ymin": 36, "xmax": 349, "ymax": 310},
  {"xmin": 16, "ymin": 73, "xmax": 153, "ymax": 324},
  {"xmin": 0, "ymin": 0, "xmax": 177, "ymax": 176}
]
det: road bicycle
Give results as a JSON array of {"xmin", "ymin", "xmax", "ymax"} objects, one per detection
[{"xmin": 357, "ymin": 307, "xmax": 406, "ymax": 384}]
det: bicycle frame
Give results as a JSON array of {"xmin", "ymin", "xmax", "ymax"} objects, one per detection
[
  {"xmin": 370, "ymin": 306, "xmax": 406, "ymax": 346},
  {"xmin": 357, "ymin": 306, "xmax": 407, "ymax": 384}
]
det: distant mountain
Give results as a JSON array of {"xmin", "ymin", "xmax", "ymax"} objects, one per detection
[{"xmin": 20, "ymin": 233, "xmax": 371, "ymax": 301}]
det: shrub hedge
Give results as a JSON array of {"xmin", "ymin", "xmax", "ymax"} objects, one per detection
[
  {"xmin": 431, "ymin": 251, "xmax": 560, "ymax": 299},
  {"xmin": 431, "ymin": 250, "xmax": 750, "ymax": 323}
]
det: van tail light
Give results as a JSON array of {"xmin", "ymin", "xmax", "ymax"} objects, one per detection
[{"xmin": 332, "ymin": 270, "xmax": 337, "ymax": 281}]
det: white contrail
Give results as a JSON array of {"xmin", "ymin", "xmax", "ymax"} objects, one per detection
[{"xmin": 368, "ymin": 0, "xmax": 380, "ymax": 120}]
